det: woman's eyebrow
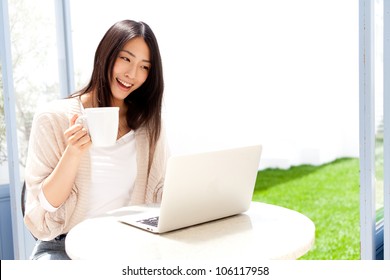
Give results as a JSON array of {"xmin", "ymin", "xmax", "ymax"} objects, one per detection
[{"xmin": 121, "ymin": 49, "xmax": 151, "ymax": 63}]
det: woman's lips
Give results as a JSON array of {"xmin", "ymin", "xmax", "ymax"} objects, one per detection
[{"xmin": 116, "ymin": 77, "xmax": 133, "ymax": 89}]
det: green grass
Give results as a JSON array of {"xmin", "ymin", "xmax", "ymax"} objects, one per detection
[{"xmin": 252, "ymin": 158, "xmax": 360, "ymax": 260}]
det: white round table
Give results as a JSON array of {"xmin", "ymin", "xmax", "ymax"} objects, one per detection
[{"xmin": 65, "ymin": 202, "xmax": 315, "ymax": 260}]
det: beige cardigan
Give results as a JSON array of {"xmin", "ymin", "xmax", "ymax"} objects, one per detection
[{"xmin": 24, "ymin": 98, "xmax": 168, "ymax": 241}]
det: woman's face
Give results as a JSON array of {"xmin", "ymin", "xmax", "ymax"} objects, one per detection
[{"xmin": 110, "ymin": 37, "xmax": 151, "ymax": 105}]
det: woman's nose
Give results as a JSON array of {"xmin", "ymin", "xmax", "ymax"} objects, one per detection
[{"xmin": 125, "ymin": 65, "xmax": 137, "ymax": 79}]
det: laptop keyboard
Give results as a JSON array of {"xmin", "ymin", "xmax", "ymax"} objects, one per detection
[{"xmin": 137, "ymin": 216, "xmax": 159, "ymax": 227}]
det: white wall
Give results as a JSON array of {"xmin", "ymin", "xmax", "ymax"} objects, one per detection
[{"xmin": 70, "ymin": 0, "xmax": 359, "ymax": 169}]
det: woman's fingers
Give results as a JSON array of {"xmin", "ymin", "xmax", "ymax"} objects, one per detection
[
  {"xmin": 67, "ymin": 127, "xmax": 90, "ymax": 146},
  {"xmin": 69, "ymin": 114, "xmax": 79, "ymax": 126},
  {"xmin": 64, "ymin": 114, "xmax": 92, "ymax": 153}
]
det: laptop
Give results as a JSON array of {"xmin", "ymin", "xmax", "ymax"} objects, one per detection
[{"xmin": 119, "ymin": 145, "xmax": 262, "ymax": 233}]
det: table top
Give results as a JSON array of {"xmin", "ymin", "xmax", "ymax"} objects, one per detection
[{"xmin": 65, "ymin": 201, "xmax": 315, "ymax": 260}]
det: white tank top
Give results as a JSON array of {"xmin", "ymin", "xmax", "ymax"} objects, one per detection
[{"xmin": 85, "ymin": 130, "xmax": 137, "ymax": 218}]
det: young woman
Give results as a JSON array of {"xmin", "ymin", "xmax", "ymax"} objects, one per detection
[{"xmin": 24, "ymin": 20, "xmax": 169, "ymax": 260}]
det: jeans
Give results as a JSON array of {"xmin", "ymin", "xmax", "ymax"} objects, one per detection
[{"xmin": 30, "ymin": 234, "xmax": 71, "ymax": 260}]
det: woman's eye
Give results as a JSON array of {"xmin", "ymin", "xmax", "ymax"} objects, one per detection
[
  {"xmin": 142, "ymin": 65, "xmax": 150, "ymax": 71},
  {"xmin": 121, "ymin": 56, "xmax": 130, "ymax": 62}
]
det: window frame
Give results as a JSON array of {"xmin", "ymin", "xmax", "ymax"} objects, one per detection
[
  {"xmin": 54, "ymin": 0, "xmax": 75, "ymax": 98},
  {"xmin": 359, "ymin": 0, "xmax": 389, "ymax": 260},
  {"xmin": 383, "ymin": 0, "xmax": 390, "ymax": 260}
]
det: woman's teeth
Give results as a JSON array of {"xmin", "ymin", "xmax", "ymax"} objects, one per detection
[{"xmin": 117, "ymin": 78, "xmax": 132, "ymax": 88}]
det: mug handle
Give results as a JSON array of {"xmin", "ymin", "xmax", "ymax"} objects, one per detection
[{"xmin": 75, "ymin": 115, "xmax": 89, "ymax": 131}]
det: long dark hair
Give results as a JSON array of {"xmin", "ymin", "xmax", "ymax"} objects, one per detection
[{"xmin": 75, "ymin": 20, "xmax": 164, "ymax": 149}]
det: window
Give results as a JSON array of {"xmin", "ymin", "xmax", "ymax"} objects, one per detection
[
  {"xmin": 8, "ymin": 0, "xmax": 60, "ymax": 168},
  {"xmin": 0, "ymin": 0, "xmax": 63, "ymax": 259},
  {"xmin": 3, "ymin": 0, "xmax": 382, "ymax": 260}
]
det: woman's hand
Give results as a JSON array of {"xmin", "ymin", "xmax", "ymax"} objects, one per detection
[{"xmin": 64, "ymin": 114, "xmax": 92, "ymax": 156}]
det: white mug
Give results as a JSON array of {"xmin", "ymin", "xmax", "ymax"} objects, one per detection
[{"xmin": 77, "ymin": 107, "xmax": 119, "ymax": 147}]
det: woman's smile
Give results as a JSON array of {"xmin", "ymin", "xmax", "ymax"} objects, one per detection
[{"xmin": 116, "ymin": 77, "xmax": 133, "ymax": 91}]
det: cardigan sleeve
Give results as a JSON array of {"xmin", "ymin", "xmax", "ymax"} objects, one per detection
[
  {"xmin": 145, "ymin": 124, "xmax": 170, "ymax": 204},
  {"xmin": 24, "ymin": 108, "xmax": 78, "ymax": 241}
]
